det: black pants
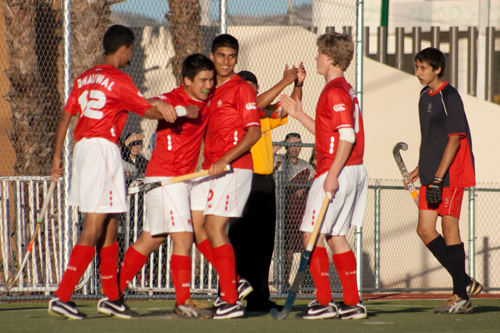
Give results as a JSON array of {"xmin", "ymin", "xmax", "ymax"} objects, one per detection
[{"xmin": 228, "ymin": 174, "xmax": 276, "ymax": 307}]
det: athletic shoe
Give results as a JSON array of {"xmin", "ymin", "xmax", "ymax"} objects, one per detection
[
  {"xmin": 295, "ymin": 300, "xmax": 338, "ymax": 320},
  {"xmin": 213, "ymin": 299, "xmax": 245, "ymax": 319},
  {"xmin": 97, "ymin": 297, "xmax": 139, "ymax": 319},
  {"xmin": 173, "ymin": 299, "xmax": 213, "ymax": 319},
  {"xmin": 48, "ymin": 297, "xmax": 87, "ymax": 320},
  {"xmin": 434, "ymin": 294, "xmax": 473, "ymax": 314},
  {"xmin": 338, "ymin": 301, "xmax": 367, "ymax": 320},
  {"xmin": 237, "ymin": 278, "xmax": 253, "ymax": 300},
  {"xmin": 467, "ymin": 278, "xmax": 483, "ymax": 298}
]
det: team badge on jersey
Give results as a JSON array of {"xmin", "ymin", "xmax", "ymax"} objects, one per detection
[
  {"xmin": 333, "ymin": 104, "xmax": 346, "ymax": 112},
  {"xmin": 427, "ymin": 103, "xmax": 432, "ymax": 113},
  {"xmin": 245, "ymin": 103, "xmax": 257, "ymax": 110}
]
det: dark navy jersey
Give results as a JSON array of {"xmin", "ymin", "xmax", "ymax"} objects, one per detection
[{"xmin": 418, "ymin": 82, "xmax": 475, "ymax": 187}]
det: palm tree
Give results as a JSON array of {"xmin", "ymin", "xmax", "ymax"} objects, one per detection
[
  {"xmin": 2, "ymin": 0, "xmax": 57, "ymax": 176},
  {"xmin": 166, "ymin": 0, "xmax": 204, "ymax": 85}
]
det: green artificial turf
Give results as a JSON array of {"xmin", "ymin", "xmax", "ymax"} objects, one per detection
[{"xmin": 0, "ymin": 299, "xmax": 499, "ymax": 333}]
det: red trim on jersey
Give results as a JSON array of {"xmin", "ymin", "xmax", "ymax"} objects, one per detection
[{"xmin": 428, "ymin": 81, "xmax": 448, "ymax": 96}]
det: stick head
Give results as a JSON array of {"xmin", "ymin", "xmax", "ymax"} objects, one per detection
[
  {"xmin": 4, "ymin": 276, "xmax": 16, "ymax": 291},
  {"xmin": 270, "ymin": 307, "xmax": 288, "ymax": 320},
  {"xmin": 393, "ymin": 142, "xmax": 408, "ymax": 154}
]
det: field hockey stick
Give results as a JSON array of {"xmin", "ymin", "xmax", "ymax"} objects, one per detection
[
  {"xmin": 127, "ymin": 164, "xmax": 232, "ymax": 195},
  {"xmin": 393, "ymin": 142, "xmax": 418, "ymax": 206},
  {"xmin": 271, "ymin": 192, "xmax": 333, "ymax": 320},
  {"xmin": 4, "ymin": 181, "xmax": 57, "ymax": 291}
]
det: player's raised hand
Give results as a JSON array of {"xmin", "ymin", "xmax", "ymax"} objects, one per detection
[
  {"xmin": 296, "ymin": 61, "xmax": 306, "ymax": 85},
  {"xmin": 282, "ymin": 64, "xmax": 298, "ymax": 86},
  {"xmin": 280, "ymin": 93, "xmax": 302, "ymax": 118},
  {"xmin": 156, "ymin": 100, "xmax": 177, "ymax": 123},
  {"xmin": 185, "ymin": 105, "xmax": 199, "ymax": 119}
]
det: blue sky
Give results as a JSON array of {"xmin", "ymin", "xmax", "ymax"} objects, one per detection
[{"xmin": 112, "ymin": 0, "xmax": 313, "ymax": 23}]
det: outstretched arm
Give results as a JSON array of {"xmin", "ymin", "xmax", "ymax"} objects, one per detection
[
  {"xmin": 256, "ymin": 64, "xmax": 297, "ymax": 109},
  {"xmin": 280, "ymin": 94, "xmax": 315, "ymax": 134}
]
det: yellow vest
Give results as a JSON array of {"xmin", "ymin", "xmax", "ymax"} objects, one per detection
[{"xmin": 251, "ymin": 117, "xmax": 288, "ymax": 175}]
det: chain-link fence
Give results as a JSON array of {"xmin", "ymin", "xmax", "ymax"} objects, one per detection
[{"xmin": 1, "ymin": 0, "xmax": 499, "ymax": 301}]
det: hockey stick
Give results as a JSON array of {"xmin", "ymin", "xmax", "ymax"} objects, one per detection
[
  {"xmin": 393, "ymin": 142, "xmax": 418, "ymax": 206},
  {"xmin": 127, "ymin": 165, "xmax": 232, "ymax": 195},
  {"xmin": 4, "ymin": 181, "xmax": 57, "ymax": 291},
  {"xmin": 270, "ymin": 192, "xmax": 333, "ymax": 320}
]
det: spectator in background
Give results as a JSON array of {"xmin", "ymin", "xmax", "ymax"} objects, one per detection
[
  {"xmin": 273, "ymin": 132, "xmax": 315, "ymax": 287},
  {"xmin": 122, "ymin": 132, "xmax": 148, "ymax": 177}
]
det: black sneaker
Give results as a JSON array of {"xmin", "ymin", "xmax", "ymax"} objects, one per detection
[
  {"xmin": 467, "ymin": 278, "xmax": 483, "ymax": 298},
  {"xmin": 48, "ymin": 297, "xmax": 87, "ymax": 320},
  {"xmin": 213, "ymin": 300, "xmax": 245, "ymax": 319},
  {"xmin": 338, "ymin": 301, "xmax": 367, "ymax": 320},
  {"xmin": 295, "ymin": 300, "xmax": 338, "ymax": 320},
  {"xmin": 97, "ymin": 297, "xmax": 139, "ymax": 319},
  {"xmin": 237, "ymin": 279, "xmax": 253, "ymax": 300},
  {"xmin": 246, "ymin": 300, "xmax": 283, "ymax": 312},
  {"xmin": 173, "ymin": 299, "xmax": 213, "ymax": 319}
]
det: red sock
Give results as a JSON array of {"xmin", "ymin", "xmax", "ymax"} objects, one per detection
[
  {"xmin": 98, "ymin": 241, "xmax": 119, "ymax": 301},
  {"xmin": 197, "ymin": 239, "xmax": 215, "ymax": 267},
  {"xmin": 171, "ymin": 255, "xmax": 191, "ymax": 306},
  {"xmin": 212, "ymin": 244, "xmax": 238, "ymax": 304},
  {"xmin": 56, "ymin": 245, "xmax": 95, "ymax": 302},
  {"xmin": 118, "ymin": 246, "xmax": 148, "ymax": 295},
  {"xmin": 332, "ymin": 250, "xmax": 360, "ymax": 306},
  {"xmin": 309, "ymin": 247, "xmax": 332, "ymax": 305}
]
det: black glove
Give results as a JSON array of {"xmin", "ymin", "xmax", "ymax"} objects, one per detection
[{"xmin": 426, "ymin": 178, "xmax": 443, "ymax": 204}]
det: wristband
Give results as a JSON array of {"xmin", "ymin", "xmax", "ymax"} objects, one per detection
[
  {"xmin": 175, "ymin": 105, "xmax": 187, "ymax": 117},
  {"xmin": 295, "ymin": 83, "xmax": 303, "ymax": 88},
  {"xmin": 434, "ymin": 177, "xmax": 443, "ymax": 183}
]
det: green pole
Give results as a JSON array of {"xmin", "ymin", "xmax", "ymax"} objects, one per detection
[{"xmin": 380, "ymin": 0, "xmax": 389, "ymax": 27}]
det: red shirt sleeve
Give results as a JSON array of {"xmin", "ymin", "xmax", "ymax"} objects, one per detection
[{"xmin": 237, "ymin": 83, "xmax": 260, "ymax": 129}]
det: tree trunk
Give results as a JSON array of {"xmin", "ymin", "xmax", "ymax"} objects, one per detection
[
  {"xmin": 166, "ymin": 0, "xmax": 204, "ymax": 86},
  {"xmin": 2, "ymin": 0, "xmax": 59, "ymax": 176}
]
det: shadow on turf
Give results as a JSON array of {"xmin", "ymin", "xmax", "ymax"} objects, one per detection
[{"xmin": 470, "ymin": 305, "xmax": 500, "ymax": 314}]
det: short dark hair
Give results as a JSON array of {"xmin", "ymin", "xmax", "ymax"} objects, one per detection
[
  {"xmin": 103, "ymin": 25, "xmax": 135, "ymax": 55},
  {"xmin": 211, "ymin": 34, "xmax": 239, "ymax": 55},
  {"xmin": 285, "ymin": 133, "xmax": 301, "ymax": 141},
  {"xmin": 415, "ymin": 47, "xmax": 446, "ymax": 77},
  {"xmin": 238, "ymin": 71, "xmax": 258, "ymax": 85},
  {"xmin": 181, "ymin": 54, "xmax": 215, "ymax": 81}
]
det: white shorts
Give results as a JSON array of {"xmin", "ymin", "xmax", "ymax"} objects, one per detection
[
  {"xmin": 191, "ymin": 168, "xmax": 252, "ymax": 217},
  {"xmin": 143, "ymin": 177, "xmax": 193, "ymax": 235},
  {"xmin": 68, "ymin": 138, "xmax": 127, "ymax": 213},
  {"xmin": 190, "ymin": 172, "xmax": 211, "ymax": 211},
  {"xmin": 300, "ymin": 165, "xmax": 368, "ymax": 236}
]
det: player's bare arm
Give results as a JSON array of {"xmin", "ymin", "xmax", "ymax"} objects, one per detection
[
  {"xmin": 145, "ymin": 99, "xmax": 177, "ymax": 123},
  {"xmin": 287, "ymin": 61, "xmax": 306, "ymax": 113},
  {"xmin": 209, "ymin": 126, "xmax": 261, "ymax": 176},
  {"xmin": 255, "ymin": 64, "xmax": 297, "ymax": 109},
  {"xmin": 407, "ymin": 168, "xmax": 420, "ymax": 188},
  {"xmin": 280, "ymin": 94, "xmax": 315, "ymax": 134},
  {"xmin": 324, "ymin": 139, "xmax": 353, "ymax": 196},
  {"xmin": 50, "ymin": 111, "xmax": 73, "ymax": 182},
  {"xmin": 184, "ymin": 105, "xmax": 200, "ymax": 119},
  {"xmin": 434, "ymin": 135, "xmax": 460, "ymax": 180}
]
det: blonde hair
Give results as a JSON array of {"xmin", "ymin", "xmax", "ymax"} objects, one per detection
[{"xmin": 316, "ymin": 33, "xmax": 354, "ymax": 71}]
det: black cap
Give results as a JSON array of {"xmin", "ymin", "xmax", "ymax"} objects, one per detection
[{"xmin": 238, "ymin": 71, "xmax": 258, "ymax": 85}]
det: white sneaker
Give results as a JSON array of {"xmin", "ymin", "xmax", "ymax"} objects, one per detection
[{"xmin": 295, "ymin": 300, "xmax": 338, "ymax": 320}]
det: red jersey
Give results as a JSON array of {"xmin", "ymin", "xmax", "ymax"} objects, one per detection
[
  {"xmin": 65, "ymin": 64, "xmax": 152, "ymax": 144},
  {"xmin": 315, "ymin": 77, "xmax": 365, "ymax": 178},
  {"xmin": 145, "ymin": 86, "xmax": 209, "ymax": 177},
  {"xmin": 202, "ymin": 74, "xmax": 260, "ymax": 170}
]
